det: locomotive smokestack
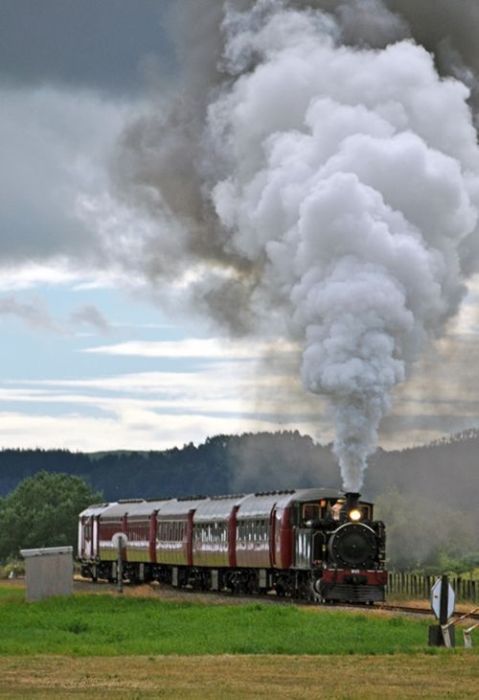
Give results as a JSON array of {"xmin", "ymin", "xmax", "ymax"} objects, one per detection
[
  {"xmin": 345, "ymin": 492, "xmax": 361, "ymax": 511},
  {"xmin": 341, "ymin": 492, "xmax": 362, "ymax": 522}
]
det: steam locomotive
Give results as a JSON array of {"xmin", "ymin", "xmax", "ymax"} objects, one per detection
[{"xmin": 78, "ymin": 488, "xmax": 386, "ymax": 603}]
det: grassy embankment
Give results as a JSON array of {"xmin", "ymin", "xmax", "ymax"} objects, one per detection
[{"xmin": 0, "ymin": 584, "xmax": 462, "ymax": 656}]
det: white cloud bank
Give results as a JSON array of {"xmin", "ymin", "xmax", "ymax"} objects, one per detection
[{"xmin": 82, "ymin": 337, "xmax": 297, "ymax": 359}]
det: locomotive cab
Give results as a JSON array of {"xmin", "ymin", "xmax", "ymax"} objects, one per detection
[{"xmin": 299, "ymin": 495, "xmax": 373, "ymax": 529}]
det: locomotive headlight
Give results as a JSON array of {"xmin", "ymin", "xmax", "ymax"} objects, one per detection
[{"xmin": 349, "ymin": 508, "xmax": 362, "ymax": 522}]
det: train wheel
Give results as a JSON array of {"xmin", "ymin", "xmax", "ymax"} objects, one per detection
[{"xmin": 301, "ymin": 579, "xmax": 321, "ymax": 603}]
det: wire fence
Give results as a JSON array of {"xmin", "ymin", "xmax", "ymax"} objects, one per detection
[{"xmin": 387, "ymin": 571, "xmax": 479, "ymax": 602}]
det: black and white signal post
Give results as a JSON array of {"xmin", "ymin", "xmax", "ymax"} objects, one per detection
[{"xmin": 429, "ymin": 575, "xmax": 456, "ymax": 647}]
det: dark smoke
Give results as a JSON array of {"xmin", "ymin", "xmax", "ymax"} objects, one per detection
[{"xmin": 93, "ymin": 0, "xmax": 479, "ymax": 490}]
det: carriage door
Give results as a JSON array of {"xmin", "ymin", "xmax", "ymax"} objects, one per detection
[
  {"xmin": 92, "ymin": 516, "xmax": 99, "ymax": 558},
  {"xmin": 294, "ymin": 528, "xmax": 312, "ymax": 569}
]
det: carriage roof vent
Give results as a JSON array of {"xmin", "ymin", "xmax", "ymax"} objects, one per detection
[
  {"xmin": 117, "ymin": 498, "xmax": 145, "ymax": 504},
  {"xmin": 211, "ymin": 493, "xmax": 245, "ymax": 500},
  {"xmin": 145, "ymin": 497, "xmax": 174, "ymax": 502},
  {"xmin": 177, "ymin": 495, "xmax": 208, "ymax": 501}
]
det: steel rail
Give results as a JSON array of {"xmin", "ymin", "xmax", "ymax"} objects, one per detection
[{"xmin": 72, "ymin": 576, "xmax": 479, "ymax": 618}]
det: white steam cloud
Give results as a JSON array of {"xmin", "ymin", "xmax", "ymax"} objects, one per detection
[{"xmin": 97, "ymin": 0, "xmax": 479, "ymax": 491}]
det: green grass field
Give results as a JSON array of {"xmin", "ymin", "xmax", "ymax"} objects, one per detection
[
  {"xmin": 1, "ymin": 585, "xmax": 478, "ymax": 698},
  {"xmin": 0, "ymin": 584, "xmax": 451, "ymax": 657}
]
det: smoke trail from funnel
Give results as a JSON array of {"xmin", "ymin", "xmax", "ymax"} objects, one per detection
[{"xmin": 102, "ymin": 0, "xmax": 479, "ymax": 491}]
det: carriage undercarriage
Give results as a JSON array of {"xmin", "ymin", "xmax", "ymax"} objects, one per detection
[{"xmin": 81, "ymin": 560, "xmax": 384, "ymax": 603}]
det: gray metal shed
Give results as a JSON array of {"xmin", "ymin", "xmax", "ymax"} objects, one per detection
[{"xmin": 20, "ymin": 546, "xmax": 73, "ymax": 602}]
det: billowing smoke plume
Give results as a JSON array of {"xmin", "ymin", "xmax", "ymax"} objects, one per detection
[{"xmin": 102, "ymin": 0, "xmax": 479, "ymax": 491}]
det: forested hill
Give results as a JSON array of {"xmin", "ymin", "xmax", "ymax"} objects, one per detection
[{"xmin": 0, "ymin": 429, "xmax": 478, "ymax": 514}]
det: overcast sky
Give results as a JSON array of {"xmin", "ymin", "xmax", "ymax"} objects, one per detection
[
  {"xmin": 0, "ymin": 1, "xmax": 175, "ymax": 93},
  {"xmin": 0, "ymin": 0, "xmax": 315, "ymax": 451},
  {"xmin": 0, "ymin": 1, "xmax": 478, "ymax": 453}
]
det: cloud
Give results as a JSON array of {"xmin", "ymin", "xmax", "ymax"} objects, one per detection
[
  {"xmin": 451, "ymin": 274, "xmax": 479, "ymax": 335},
  {"xmin": 0, "ymin": 295, "xmax": 113, "ymax": 336},
  {"xmin": 0, "ymin": 295, "xmax": 61, "ymax": 332},
  {"xmin": 81, "ymin": 337, "xmax": 297, "ymax": 359},
  {"xmin": 0, "ymin": 85, "xmax": 130, "ymax": 265},
  {"xmin": 0, "ymin": 355, "xmax": 327, "ymax": 452},
  {"xmin": 0, "ymin": 404, "xmax": 311, "ymax": 452},
  {"xmin": 2, "ymin": 319, "xmax": 479, "ymax": 451},
  {"xmin": 5, "ymin": 364, "xmax": 307, "ymax": 408},
  {"xmin": 69, "ymin": 305, "xmax": 110, "ymax": 333},
  {"xmin": 0, "ymin": 262, "xmax": 82, "ymax": 291}
]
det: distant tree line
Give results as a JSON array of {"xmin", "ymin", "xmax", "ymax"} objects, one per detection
[{"xmin": 0, "ymin": 430, "xmax": 478, "ymax": 570}]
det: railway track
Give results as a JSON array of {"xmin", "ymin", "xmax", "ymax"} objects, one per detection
[
  {"xmin": 375, "ymin": 602, "xmax": 479, "ymax": 621},
  {"xmin": 73, "ymin": 577, "xmax": 479, "ymax": 619}
]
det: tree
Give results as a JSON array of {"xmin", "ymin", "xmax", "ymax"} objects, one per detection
[
  {"xmin": 375, "ymin": 490, "xmax": 476, "ymax": 571},
  {"xmin": 0, "ymin": 471, "xmax": 102, "ymax": 561}
]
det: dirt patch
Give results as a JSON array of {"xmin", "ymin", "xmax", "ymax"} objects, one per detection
[{"xmin": 73, "ymin": 578, "xmax": 284, "ymax": 606}]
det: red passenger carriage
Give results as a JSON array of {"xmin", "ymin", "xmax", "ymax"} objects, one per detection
[{"xmin": 79, "ymin": 488, "xmax": 386, "ymax": 603}]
